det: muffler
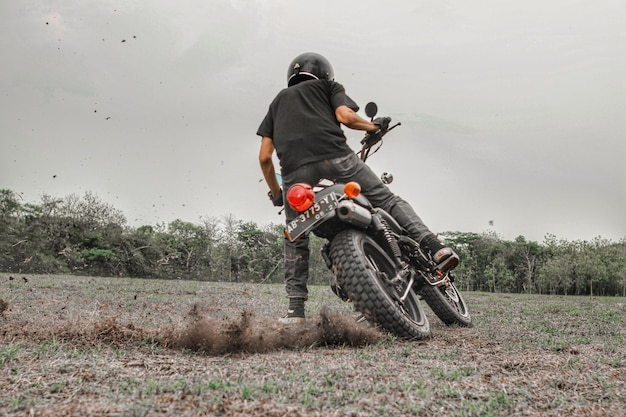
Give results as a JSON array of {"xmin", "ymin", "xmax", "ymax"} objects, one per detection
[{"xmin": 336, "ymin": 200, "xmax": 372, "ymax": 229}]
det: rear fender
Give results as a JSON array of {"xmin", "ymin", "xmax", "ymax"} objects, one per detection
[{"xmin": 316, "ymin": 184, "xmax": 372, "ymax": 208}]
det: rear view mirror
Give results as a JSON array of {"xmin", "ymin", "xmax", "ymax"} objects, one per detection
[{"xmin": 365, "ymin": 102, "xmax": 378, "ymax": 119}]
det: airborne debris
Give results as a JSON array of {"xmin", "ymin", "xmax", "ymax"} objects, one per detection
[{"xmin": 170, "ymin": 308, "xmax": 382, "ymax": 355}]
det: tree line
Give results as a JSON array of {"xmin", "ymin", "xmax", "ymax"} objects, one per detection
[{"xmin": 1, "ymin": 189, "xmax": 625, "ymax": 296}]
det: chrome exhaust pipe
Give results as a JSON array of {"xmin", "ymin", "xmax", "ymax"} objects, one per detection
[{"xmin": 336, "ymin": 200, "xmax": 372, "ymax": 229}]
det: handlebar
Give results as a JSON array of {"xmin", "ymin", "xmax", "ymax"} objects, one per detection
[{"xmin": 358, "ymin": 121, "xmax": 401, "ymax": 162}]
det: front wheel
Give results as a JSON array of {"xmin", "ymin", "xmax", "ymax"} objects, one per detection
[
  {"xmin": 419, "ymin": 280, "xmax": 472, "ymax": 327},
  {"xmin": 329, "ymin": 229, "xmax": 430, "ymax": 340}
]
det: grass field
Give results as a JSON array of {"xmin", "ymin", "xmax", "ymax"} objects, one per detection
[{"xmin": 1, "ymin": 273, "xmax": 625, "ymax": 416}]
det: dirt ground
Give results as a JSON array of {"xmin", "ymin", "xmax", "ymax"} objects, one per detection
[{"xmin": 1, "ymin": 274, "xmax": 625, "ymax": 416}]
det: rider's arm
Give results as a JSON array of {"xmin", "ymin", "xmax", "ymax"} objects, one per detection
[
  {"xmin": 335, "ymin": 105, "xmax": 379, "ymax": 132},
  {"xmin": 259, "ymin": 136, "xmax": 281, "ymax": 198}
]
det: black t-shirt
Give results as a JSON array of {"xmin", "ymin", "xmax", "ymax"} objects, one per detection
[{"xmin": 257, "ymin": 79, "xmax": 359, "ymax": 174}]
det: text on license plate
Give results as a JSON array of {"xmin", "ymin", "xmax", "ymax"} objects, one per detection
[{"xmin": 285, "ymin": 194, "xmax": 338, "ymax": 241}]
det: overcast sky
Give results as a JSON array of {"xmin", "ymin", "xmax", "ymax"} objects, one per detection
[{"xmin": 2, "ymin": 0, "xmax": 625, "ymax": 243}]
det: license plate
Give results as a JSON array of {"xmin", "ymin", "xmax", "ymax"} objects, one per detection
[{"xmin": 285, "ymin": 193, "xmax": 338, "ymax": 241}]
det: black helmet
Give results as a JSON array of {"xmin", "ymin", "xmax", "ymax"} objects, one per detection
[{"xmin": 287, "ymin": 52, "xmax": 334, "ymax": 87}]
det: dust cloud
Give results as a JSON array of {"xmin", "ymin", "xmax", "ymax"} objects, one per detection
[
  {"xmin": 1, "ymin": 303, "xmax": 383, "ymax": 355},
  {"xmin": 170, "ymin": 308, "xmax": 383, "ymax": 355}
]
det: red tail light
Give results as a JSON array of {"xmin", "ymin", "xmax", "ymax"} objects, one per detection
[{"xmin": 286, "ymin": 183, "xmax": 315, "ymax": 212}]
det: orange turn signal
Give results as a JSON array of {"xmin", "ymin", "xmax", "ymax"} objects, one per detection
[{"xmin": 344, "ymin": 182, "xmax": 361, "ymax": 199}]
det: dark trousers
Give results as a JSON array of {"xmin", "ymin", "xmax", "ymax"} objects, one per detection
[{"xmin": 281, "ymin": 153, "xmax": 434, "ymax": 300}]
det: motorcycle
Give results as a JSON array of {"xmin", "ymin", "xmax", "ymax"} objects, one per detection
[{"xmin": 282, "ymin": 102, "xmax": 472, "ymax": 340}]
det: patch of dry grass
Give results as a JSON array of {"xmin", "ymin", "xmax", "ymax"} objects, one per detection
[{"xmin": 1, "ymin": 274, "xmax": 625, "ymax": 416}]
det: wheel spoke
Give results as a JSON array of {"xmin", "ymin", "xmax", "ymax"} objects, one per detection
[
  {"xmin": 444, "ymin": 286, "xmax": 460, "ymax": 303},
  {"xmin": 329, "ymin": 230, "xmax": 431, "ymax": 338}
]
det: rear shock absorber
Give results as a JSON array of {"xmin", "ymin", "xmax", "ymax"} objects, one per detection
[{"xmin": 371, "ymin": 215, "xmax": 403, "ymax": 269}]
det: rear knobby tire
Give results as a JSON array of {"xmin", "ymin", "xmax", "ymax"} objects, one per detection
[
  {"xmin": 329, "ymin": 229, "xmax": 430, "ymax": 340},
  {"xmin": 419, "ymin": 281, "xmax": 472, "ymax": 327}
]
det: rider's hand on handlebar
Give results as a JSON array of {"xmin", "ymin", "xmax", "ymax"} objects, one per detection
[
  {"xmin": 372, "ymin": 116, "xmax": 391, "ymax": 132},
  {"xmin": 363, "ymin": 116, "xmax": 391, "ymax": 146}
]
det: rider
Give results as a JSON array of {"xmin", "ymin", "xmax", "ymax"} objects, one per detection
[{"xmin": 258, "ymin": 52, "xmax": 458, "ymax": 323}]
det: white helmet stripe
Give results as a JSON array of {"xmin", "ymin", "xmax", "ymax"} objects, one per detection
[{"xmin": 287, "ymin": 71, "xmax": 320, "ymax": 84}]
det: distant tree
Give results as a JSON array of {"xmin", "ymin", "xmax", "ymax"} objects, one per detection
[
  {"xmin": 148, "ymin": 219, "xmax": 213, "ymax": 279},
  {"xmin": 237, "ymin": 221, "xmax": 283, "ymax": 283},
  {"xmin": 536, "ymin": 235, "xmax": 575, "ymax": 294},
  {"xmin": 1, "ymin": 188, "xmax": 624, "ymax": 294},
  {"xmin": 0, "ymin": 190, "xmax": 24, "ymax": 270},
  {"xmin": 219, "ymin": 214, "xmax": 242, "ymax": 281},
  {"xmin": 508, "ymin": 236, "xmax": 543, "ymax": 293},
  {"xmin": 569, "ymin": 237, "xmax": 625, "ymax": 296},
  {"xmin": 0, "ymin": 189, "xmax": 22, "ymax": 216},
  {"xmin": 117, "ymin": 225, "xmax": 160, "ymax": 278},
  {"xmin": 440, "ymin": 231, "xmax": 483, "ymax": 291}
]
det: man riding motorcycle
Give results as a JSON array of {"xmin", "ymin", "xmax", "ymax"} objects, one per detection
[{"xmin": 257, "ymin": 52, "xmax": 459, "ymax": 323}]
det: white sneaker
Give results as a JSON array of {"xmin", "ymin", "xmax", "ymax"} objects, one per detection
[
  {"xmin": 278, "ymin": 316, "xmax": 306, "ymax": 324},
  {"xmin": 278, "ymin": 308, "xmax": 306, "ymax": 324}
]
